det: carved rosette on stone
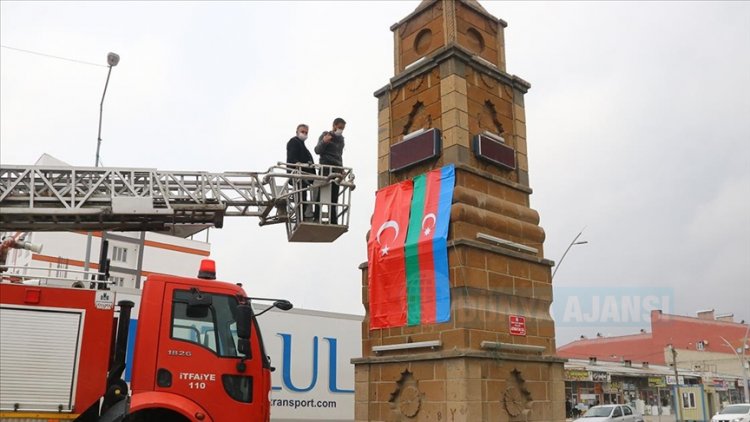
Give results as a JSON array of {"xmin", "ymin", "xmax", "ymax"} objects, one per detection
[
  {"xmin": 389, "ymin": 370, "xmax": 423, "ymax": 419},
  {"xmin": 503, "ymin": 368, "xmax": 534, "ymax": 419}
]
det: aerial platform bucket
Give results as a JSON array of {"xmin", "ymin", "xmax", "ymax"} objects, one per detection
[
  {"xmin": 283, "ymin": 165, "xmax": 353, "ymax": 243},
  {"xmin": 287, "ymin": 222, "xmax": 348, "ymax": 243}
]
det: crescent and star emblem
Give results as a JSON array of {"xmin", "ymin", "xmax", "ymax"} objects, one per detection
[
  {"xmin": 376, "ymin": 220, "xmax": 399, "ymax": 256},
  {"xmin": 421, "ymin": 213, "xmax": 436, "ymax": 236}
]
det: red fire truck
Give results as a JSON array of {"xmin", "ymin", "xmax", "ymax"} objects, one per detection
[{"xmin": 0, "ymin": 163, "xmax": 355, "ymax": 422}]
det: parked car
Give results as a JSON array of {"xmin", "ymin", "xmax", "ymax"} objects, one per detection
[
  {"xmin": 573, "ymin": 404, "xmax": 644, "ymax": 422},
  {"xmin": 711, "ymin": 403, "xmax": 750, "ymax": 422}
]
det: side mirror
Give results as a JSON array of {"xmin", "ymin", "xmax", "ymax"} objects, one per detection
[
  {"xmin": 236, "ymin": 305, "xmax": 253, "ymax": 357},
  {"xmin": 273, "ymin": 300, "xmax": 293, "ymax": 311},
  {"xmin": 238, "ymin": 338, "xmax": 251, "ymax": 357},
  {"xmin": 246, "ymin": 297, "xmax": 293, "ymax": 317}
]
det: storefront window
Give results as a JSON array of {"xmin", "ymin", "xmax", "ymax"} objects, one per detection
[{"xmin": 682, "ymin": 392, "xmax": 697, "ymax": 409}]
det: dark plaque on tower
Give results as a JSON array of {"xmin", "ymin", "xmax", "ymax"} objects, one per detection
[
  {"xmin": 473, "ymin": 133, "xmax": 516, "ymax": 170},
  {"xmin": 389, "ymin": 128, "xmax": 441, "ymax": 172}
]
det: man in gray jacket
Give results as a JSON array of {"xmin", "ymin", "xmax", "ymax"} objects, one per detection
[{"xmin": 314, "ymin": 117, "xmax": 346, "ymax": 224}]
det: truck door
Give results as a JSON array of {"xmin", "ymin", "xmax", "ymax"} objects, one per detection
[{"xmin": 154, "ymin": 285, "xmax": 261, "ymax": 421}]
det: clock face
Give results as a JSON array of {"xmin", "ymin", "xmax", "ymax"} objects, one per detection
[{"xmin": 503, "ymin": 387, "xmax": 525, "ymax": 417}]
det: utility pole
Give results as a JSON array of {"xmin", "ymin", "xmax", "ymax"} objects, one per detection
[{"xmin": 669, "ymin": 345, "xmax": 682, "ymax": 422}]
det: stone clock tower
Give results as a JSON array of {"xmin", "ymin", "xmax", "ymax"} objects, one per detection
[{"xmin": 353, "ymin": 1, "xmax": 566, "ymax": 421}]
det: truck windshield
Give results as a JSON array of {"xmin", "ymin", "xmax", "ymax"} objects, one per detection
[{"xmin": 171, "ymin": 290, "xmax": 240, "ymax": 358}]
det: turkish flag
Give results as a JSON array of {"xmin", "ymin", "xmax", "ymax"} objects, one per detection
[{"xmin": 367, "ymin": 180, "xmax": 414, "ymax": 329}]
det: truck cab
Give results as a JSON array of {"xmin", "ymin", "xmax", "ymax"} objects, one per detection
[
  {"xmin": 0, "ymin": 261, "xmax": 283, "ymax": 422},
  {"xmin": 125, "ymin": 273, "xmax": 273, "ymax": 422}
]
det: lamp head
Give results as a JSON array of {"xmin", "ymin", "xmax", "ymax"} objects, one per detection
[{"xmin": 107, "ymin": 52, "xmax": 120, "ymax": 67}]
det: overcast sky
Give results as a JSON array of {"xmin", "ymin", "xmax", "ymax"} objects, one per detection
[{"xmin": 2, "ymin": 1, "xmax": 748, "ymax": 346}]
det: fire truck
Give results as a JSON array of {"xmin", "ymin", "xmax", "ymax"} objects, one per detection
[{"xmin": 0, "ymin": 162, "xmax": 355, "ymax": 422}]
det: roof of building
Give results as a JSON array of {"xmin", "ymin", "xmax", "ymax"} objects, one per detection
[
  {"xmin": 35, "ymin": 153, "xmax": 70, "ymax": 166},
  {"xmin": 558, "ymin": 332, "xmax": 657, "ymax": 363},
  {"xmin": 416, "ymin": 0, "xmax": 489, "ymax": 15},
  {"xmin": 557, "ymin": 310, "xmax": 749, "ymax": 365},
  {"xmin": 393, "ymin": 0, "xmax": 505, "ymax": 31},
  {"xmin": 565, "ymin": 331, "xmax": 653, "ymax": 346}
]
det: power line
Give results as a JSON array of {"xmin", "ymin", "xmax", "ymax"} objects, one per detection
[{"xmin": 0, "ymin": 45, "xmax": 107, "ymax": 67}]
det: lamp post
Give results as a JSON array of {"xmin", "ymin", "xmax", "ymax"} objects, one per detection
[
  {"xmin": 552, "ymin": 228, "xmax": 588, "ymax": 280},
  {"xmin": 94, "ymin": 52, "xmax": 120, "ymax": 167},
  {"xmin": 720, "ymin": 327, "xmax": 750, "ymax": 403},
  {"xmin": 84, "ymin": 52, "xmax": 120, "ymax": 273}
]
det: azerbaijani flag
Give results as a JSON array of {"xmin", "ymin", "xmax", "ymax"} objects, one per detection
[
  {"xmin": 367, "ymin": 180, "xmax": 414, "ymax": 329},
  {"xmin": 368, "ymin": 165, "xmax": 455, "ymax": 329},
  {"xmin": 404, "ymin": 165, "xmax": 454, "ymax": 325}
]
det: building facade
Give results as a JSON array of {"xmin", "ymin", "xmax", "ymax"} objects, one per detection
[
  {"xmin": 558, "ymin": 310, "xmax": 749, "ymax": 375},
  {"xmin": 563, "ymin": 358, "xmax": 747, "ymax": 419},
  {"xmin": 1, "ymin": 230, "xmax": 210, "ymax": 288},
  {"xmin": 558, "ymin": 310, "xmax": 749, "ymax": 417}
]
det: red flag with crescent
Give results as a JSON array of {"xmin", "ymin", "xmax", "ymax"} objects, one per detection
[{"xmin": 367, "ymin": 180, "xmax": 414, "ymax": 329}]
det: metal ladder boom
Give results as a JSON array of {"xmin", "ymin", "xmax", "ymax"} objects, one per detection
[{"xmin": 0, "ymin": 163, "xmax": 354, "ymax": 241}]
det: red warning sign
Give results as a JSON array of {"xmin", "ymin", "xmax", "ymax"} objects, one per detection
[{"xmin": 509, "ymin": 315, "xmax": 526, "ymax": 336}]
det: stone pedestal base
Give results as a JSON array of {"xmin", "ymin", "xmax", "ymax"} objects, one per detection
[{"xmin": 354, "ymin": 351, "xmax": 566, "ymax": 422}]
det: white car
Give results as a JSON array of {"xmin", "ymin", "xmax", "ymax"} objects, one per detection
[
  {"xmin": 711, "ymin": 404, "xmax": 750, "ymax": 422},
  {"xmin": 573, "ymin": 404, "xmax": 643, "ymax": 422}
]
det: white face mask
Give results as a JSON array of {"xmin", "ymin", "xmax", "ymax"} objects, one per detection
[
  {"xmin": 334, "ymin": 128, "xmax": 343, "ymax": 136},
  {"xmin": 297, "ymin": 133, "xmax": 308, "ymax": 141}
]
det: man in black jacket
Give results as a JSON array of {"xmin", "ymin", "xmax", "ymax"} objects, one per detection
[
  {"xmin": 314, "ymin": 117, "xmax": 346, "ymax": 224},
  {"xmin": 286, "ymin": 124, "xmax": 315, "ymax": 219}
]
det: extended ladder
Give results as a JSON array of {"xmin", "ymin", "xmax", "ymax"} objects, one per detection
[{"xmin": 0, "ymin": 163, "xmax": 355, "ymax": 242}]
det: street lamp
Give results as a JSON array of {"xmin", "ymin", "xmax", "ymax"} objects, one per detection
[
  {"xmin": 84, "ymin": 52, "xmax": 119, "ymax": 273},
  {"xmin": 95, "ymin": 51, "xmax": 119, "ymax": 167},
  {"xmin": 552, "ymin": 228, "xmax": 588, "ymax": 280},
  {"xmin": 720, "ymin": 328, "xmax": 750, "ymax": 403}
]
